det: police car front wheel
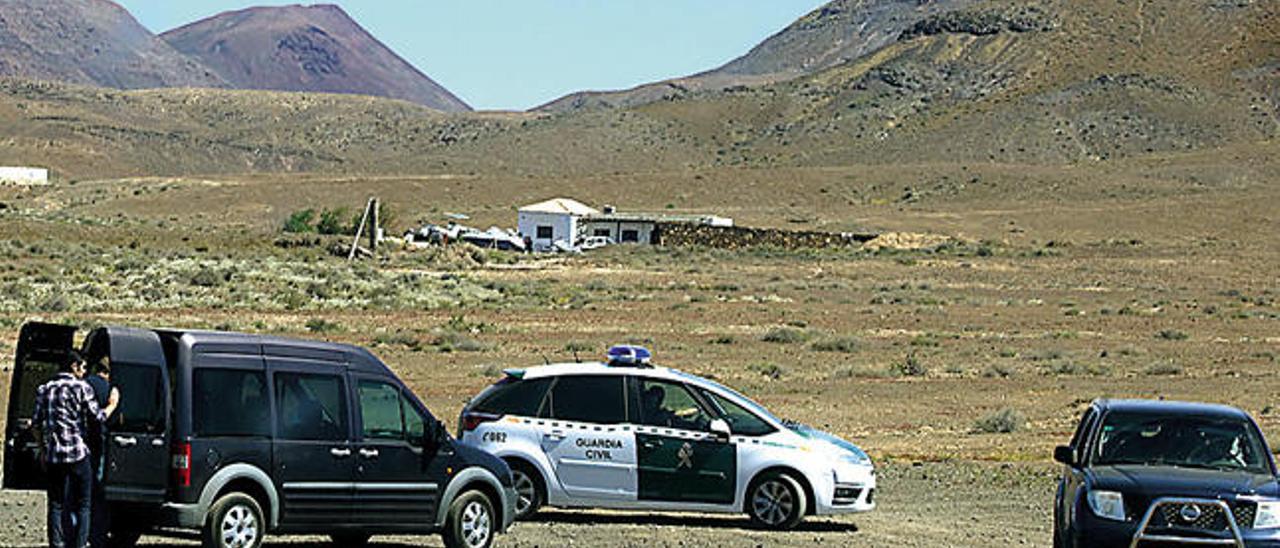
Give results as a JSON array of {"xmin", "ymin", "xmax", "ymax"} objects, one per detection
[{"xmin": 747, "ymin": 473, "xmax": 807, "ymax": 530}]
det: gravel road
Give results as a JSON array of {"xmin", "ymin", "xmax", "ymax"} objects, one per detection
[{"xmin": 0, "ymin": 461, "xmax": 1054, "ymax": 547}]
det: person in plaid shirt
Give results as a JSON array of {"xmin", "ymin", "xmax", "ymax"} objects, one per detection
[{"xmin": 33, "ymin": 351, "xmax": 118, "ymax": 548}]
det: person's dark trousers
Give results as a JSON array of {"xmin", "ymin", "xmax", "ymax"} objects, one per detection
[
  {"xmin": 47, "ymin": 458, "xmax": 92, "ymax": 548},
  {"xmin": 88, "ymin": 453, "xmax": 109, "ymax": 548}
]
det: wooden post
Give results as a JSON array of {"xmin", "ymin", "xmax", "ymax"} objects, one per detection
[
  {"xmin": 348, "ymin": 197, "xmax": 376, "ymax": 261},
  {"xmin": 369, "ymin": 198, "xmax": 379, "ymax": 253}
]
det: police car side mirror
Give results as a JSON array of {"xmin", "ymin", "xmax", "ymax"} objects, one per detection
[{"xmin": 709, "ymin": 419, "xmax": 731, "ymax": 443}]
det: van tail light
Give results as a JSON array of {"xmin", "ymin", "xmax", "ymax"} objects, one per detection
[
  {"xmin": 171, "ymin": 442, "xmax": 191, "ymax": 488},
  {"xmin": 460, "ymin": 412, "xmax": 500, "ymax": 433}
]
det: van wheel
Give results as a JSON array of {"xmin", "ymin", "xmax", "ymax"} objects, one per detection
[
  {"xmin": 330, "ymin": 533, "xmax": 372, "ymax": 546},
  {"xmin": 442, "ymin": 490, "xmax": 495, "ymax": 548},
  {"xmin": 747, "ymin": 472, "xmax": 807, "ymax": 531},
  {"xmin": 203, "ymin": 492, "xmax": 265, "ymax": 548},
  {"xmin": 506, "ymin": 460, "xmax": 544, "ymax": 519}
]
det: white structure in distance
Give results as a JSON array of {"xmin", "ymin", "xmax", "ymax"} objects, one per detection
[{"xmin": 0, "ymin": 167, "xmax": 49, "ymax": 185}]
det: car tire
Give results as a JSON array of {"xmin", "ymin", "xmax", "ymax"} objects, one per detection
[
  {"xmin": 442, "ymin": 490, "xmax": 496, "ymax": 548},
  {"xmin": 330, "ymin": 532, "xmax": 372, "ymax": 547},
  {"xmin": 202, "ymin": 492, "xmax": 266, "ymax": 548},
  {"xmin": 506, "ymin": 460, "xmax": 544, "ymax": 519},
  {"xmin": 747, "ymin": 472, "xmax": 807, "ymax": 530}
]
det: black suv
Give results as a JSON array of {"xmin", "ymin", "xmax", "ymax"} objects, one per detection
[
  {"xmin": 1054, "ymin": 399, "xmax": 1280, "ymax": 547},
  {"xmin": 4, "ymin": 322, "xmax": 516, "ymax": 548}
]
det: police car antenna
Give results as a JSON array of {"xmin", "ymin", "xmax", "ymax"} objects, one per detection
[{"xmin": 542, "ymin": 354, "xmax": 550, "ymax": 365}]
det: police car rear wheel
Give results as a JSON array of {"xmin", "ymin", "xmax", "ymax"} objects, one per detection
[
  {"xmin": 748, "ymin": 473, "xmax": 806, "ymax": 530},
  {"xmin": 510, "ymin": 465, "xmax": 543, "ymax": 519}
]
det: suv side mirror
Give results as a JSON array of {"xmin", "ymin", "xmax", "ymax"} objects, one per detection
[
  {"xmin": 709, "ymin": 419, "xmax": 732, "ymax": 443},
  {"xmin": 1054, "ymin": 445, "xmax": 1077, "ymax": 466}
]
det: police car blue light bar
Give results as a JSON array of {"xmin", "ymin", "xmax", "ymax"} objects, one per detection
[{"xmin": 606, "ymin": 345, "xmax": 652, "ymax": 366}]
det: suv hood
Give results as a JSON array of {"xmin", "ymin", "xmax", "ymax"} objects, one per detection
[
  {"xmin": 787, "ymin": 422, "xmax": 872, "ymax": 467},
  {"xmin": 1090, "ymin": 465, "xmax": 1280, "ymax": 499}
]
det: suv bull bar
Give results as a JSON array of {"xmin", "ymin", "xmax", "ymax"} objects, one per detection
[{"xmin": 1130, "ymin": 497, "xmax": 1246, "ymax": 548}]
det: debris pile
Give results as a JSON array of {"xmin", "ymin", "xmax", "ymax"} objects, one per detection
[{"xmin": 862, "ymin": 232, "xmax": 955, "ymax": 252}]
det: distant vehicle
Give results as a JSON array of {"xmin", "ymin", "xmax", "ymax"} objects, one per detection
[
  {"xmin": 1053, "ymin": 399, "xmax": 1280, "ymax": 548},
  {"xmin": 577, "ymin": 236, "xmax": 614, "ymax": 251},
  {"xmin": 456, "ymin": 345, "xmax": 876, "ymax": 530},
  {"xmin": 5, "ymin": 323, "xmax": 516, "ymax": 548},
  {"xmin": 460, "ymin": 227, "xmax": 527, "ymax": 252}
]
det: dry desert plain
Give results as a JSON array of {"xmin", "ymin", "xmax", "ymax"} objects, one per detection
[{"xmin": 0, "ymin": 153, "xmax": 1277, "ymax": 546}]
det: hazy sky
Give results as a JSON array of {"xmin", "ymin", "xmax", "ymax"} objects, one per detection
[{"xmin": 117, "ymin": 1, "xmax": 829, "ymax": 111}]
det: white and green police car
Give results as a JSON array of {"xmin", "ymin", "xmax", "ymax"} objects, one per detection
[{"xmin": 456, "ymin": 346, "xmax": 875, "ymax": 530}]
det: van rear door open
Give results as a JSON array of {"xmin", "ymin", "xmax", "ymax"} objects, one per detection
[
  {"xmin": 4, "ymin": 323, "xmax": 172, "ymax": 502},
  {"xmin": 91, "ymin": 327, "xmax": 172, "ymax": 503},
  {"xmin": 4, "ymin": 322, "xmax": 78, "ymax": 490}
]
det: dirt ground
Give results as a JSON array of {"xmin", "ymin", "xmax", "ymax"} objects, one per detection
[
  {"xmin": 0, "ymin": 157, "xmax": 1276, "ymax": 547},
  {"xmin": 0, "ymin": 461, "xmax": 1054, "ymax": 547}
]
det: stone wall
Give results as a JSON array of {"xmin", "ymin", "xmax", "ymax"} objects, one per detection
[{"xmin": 655, "ymin": 222, "xmax": 877, "ymax": 250}]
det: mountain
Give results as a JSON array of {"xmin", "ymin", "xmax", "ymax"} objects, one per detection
[
  {"xmin": 537, "ymin": 0, "xmax": 975, "ymax": 113},
  {"xmin": 0, "ymin": 0, "xmax": 1274, "ymax": 181},
  {"xmin": 161, "ymin": 4, "xmax": 470, "ymax": 112},
  {"xmin": 0, "ymin": 0, "xmax": 227, "ymax": 89}
]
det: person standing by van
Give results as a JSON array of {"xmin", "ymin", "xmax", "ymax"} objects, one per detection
[
  {"xmin": 84, "ymin": 357, "xmax": 119, "ymax": 548},
  {"xmin": 33, "ymin": 351, "xmax": 118, "ymax": 548}
]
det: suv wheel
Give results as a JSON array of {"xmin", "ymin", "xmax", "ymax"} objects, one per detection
[
  {"xmin": 747, "ymin": 472, "xmax": 807, "ymax": 530},
  {"xmin": 507, "ymin": 461, "xmax": 544, "ymax": 519},
  {"xmin": 203, "ymin": 492, "xmax": 265, "ymax": 548},
  {"xmin": 443, "ymin": 490, "xmax": 495, "ymax": 548}
]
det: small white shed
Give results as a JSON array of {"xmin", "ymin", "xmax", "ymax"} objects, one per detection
[
  {"xmin": 0, "ymin": 167, "xmax": 49, "ymax": 185},
  {"xmin": 517, "ymin": 198, "xmax": 600, "ymax": 252}
]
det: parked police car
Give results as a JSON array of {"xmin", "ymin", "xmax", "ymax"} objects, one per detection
[
  {"xmin": 457, "ymin": 346, "xmax": 876, "ymax": 530},
  {"xmin": 1054, "ymin": 399, "xmax": 1280, "ymax": 547}
]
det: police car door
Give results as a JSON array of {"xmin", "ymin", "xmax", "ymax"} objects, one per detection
[
  {"xmin": 632, "ymin": 377, "xmax": 736, "ymax": 505},
  {"xmin": 538, "ymin": 375, "xmax": 636, "ymax": 501}
]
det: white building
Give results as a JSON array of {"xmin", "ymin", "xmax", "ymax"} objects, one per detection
[
  {"xmin": 0, "ymin": 167, "xmax": 49, "ymax": 185},
  {"xmin": 517, "ymin": 198, "xmax": 600, "ymax": 252}
]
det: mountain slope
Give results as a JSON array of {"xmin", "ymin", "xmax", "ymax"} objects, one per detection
[
  {"xmin": 537, "ymin": 0, "xmax": 974, "ymax": 113},
  {"xmin": 0, "ymin": 0, "xmax": 227, "ymax": 89},
  {"xmin": 161, "ymin": 4, "xmax": 470, "ymax": 112}
]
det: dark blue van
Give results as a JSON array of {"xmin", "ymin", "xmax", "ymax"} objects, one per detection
[{"xmin": 5, "ymin": 322, "xmax": 515, "ymax": 548}]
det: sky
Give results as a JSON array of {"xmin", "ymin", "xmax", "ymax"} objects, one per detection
[{"xmin": 116, "ymin": 1, "xmax": 830, "ymax": 111}]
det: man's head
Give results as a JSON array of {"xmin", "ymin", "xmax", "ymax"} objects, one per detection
[
  {"xmin": 92, "ymin": 356, "xmax": 111, "ymax": 379},
  {"xmin": 63, "ymin": 350, "xmax": 86, "ymax": 378}
]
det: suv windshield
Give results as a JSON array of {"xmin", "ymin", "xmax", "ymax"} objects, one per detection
[{"xmin": 1093, "ymin": 411, "xmax": 1271, "ymax": 474}]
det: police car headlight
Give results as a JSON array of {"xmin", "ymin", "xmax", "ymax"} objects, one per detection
[
  {"xmin": 1254, "ymin": 501, "xmax": 1280, "ymax": 529},
  {"xmin": 1087, "ymin": 490, "xmax": 1126, "ymax": 522}
]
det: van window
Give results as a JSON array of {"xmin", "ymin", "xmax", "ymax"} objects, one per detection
[
  {"xmin": 110, "ymin": 364, "xmax": 166, "ymax": 434},
  {"xmin": 193, "ymin": 369, "xmax": 268, "ymax": 438},
  {"xmin": 275, "ymin": 373, "xmax": 347, "ymax": 441},
  {"xmin": 471, "ymin": 378, "xmax": 551, "ymax": 418},
  {"xmin": 403, "ymin": 396, "xmax": 427, "ymax": 446},
  {"xmin": 545, "ymin": 376, "xmax": 624, "ymax": 424},
  {"xmin": 634, "ymin": 378, "xmax": 713, "ymax": 431},
  {"xmin": 358, "ymin": 381, "xmax": 404, "ymax": 441}
]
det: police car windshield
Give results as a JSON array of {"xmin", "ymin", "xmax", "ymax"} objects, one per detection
[{"xmin": 675, "ymin": 372, "xmax": 783, "ymax": 426}]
